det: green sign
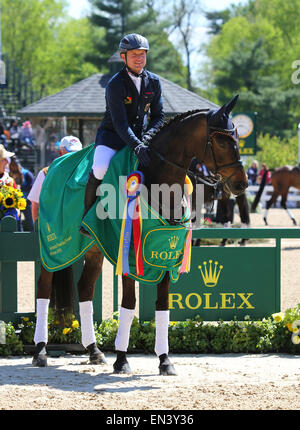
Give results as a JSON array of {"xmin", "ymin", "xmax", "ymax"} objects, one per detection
[
  {"xmin": 232, "ymin": 112, "xmax": 257, "ymax": 155},
  {"xmin": 139, "ymin": 246, "xmax": 279, "ymax": 321}
]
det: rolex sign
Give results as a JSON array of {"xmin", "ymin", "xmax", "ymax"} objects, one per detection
[{"xmin": 139, "ymin": 246, "xmax": 279, "ymax": 321}]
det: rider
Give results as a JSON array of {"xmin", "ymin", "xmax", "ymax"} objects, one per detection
[{"xmin": 79, "ymin": 33, "xmax": 165, "ymax": 237}]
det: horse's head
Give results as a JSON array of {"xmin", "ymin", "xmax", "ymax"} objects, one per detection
[{"xmin": 203, "ymin": 95, "xmax": 248, "ymax": 196}]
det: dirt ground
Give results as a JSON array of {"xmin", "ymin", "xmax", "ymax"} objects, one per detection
[{"xmin": 0, "ymin": 208, "xmax": 299, "ymax": 410}]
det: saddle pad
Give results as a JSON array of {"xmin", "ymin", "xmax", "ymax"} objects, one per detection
[{"xmin": 39, "ymin": 144, "xmax": 190, "ymax": 283}]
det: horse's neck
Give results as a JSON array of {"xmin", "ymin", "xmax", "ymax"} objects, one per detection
[
  {"xmin": 144, "ymin": 114, "xmax": 206, "ymax": 217},
  {"xmin": 148, "ymin": 113, "xmax": 206, "ymax": 189}
]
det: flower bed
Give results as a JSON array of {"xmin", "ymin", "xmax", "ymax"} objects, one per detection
[{"xmin": 0, "ymin": 305, "xmax": 299, "ymax": 357}]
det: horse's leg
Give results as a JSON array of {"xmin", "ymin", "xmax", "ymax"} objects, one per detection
[
  {"xmin": 32, "ymin": 265, "xmax": 53, "ymax": 367},
  {"xmin": 263, "ymin": 192, "xmax": 279, "ymax": 225},
  {"xmin": 156, "ymin": 273, "xmax": 177, "ymax": 376},
  {"xmin": 77, "ymin": 245, "xmax": 106, "ymax": 364},
  {"xmin": 113, "ymin": 276, "xmax": 136, "ymax": 374},
  {"xmin": 281, "ymin": 193, "xmax": 297, "ymax": 225},
  {"xmin": 236, "ymin": 193, "xmax": 250, "ymax": 246}
]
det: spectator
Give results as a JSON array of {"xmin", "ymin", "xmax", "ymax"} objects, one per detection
[
  {"xmin": 19, "ymin": 120, "xmax": 35, "ymax": 150},
  {"xmin": 0, "ymin": 144, "xmax": 20, "ymax": 224},
  {"xmin": 0, "ymin": 121, "xmax": 7, "ymax": 149},
  {"xmin": 247, "ymin": 160, "xmax": 258, "ymax": 185},
  {"xmin": 28, "ymin": 135, "xmax": 82, "ymax": 224},
  {"xmin": 257, "ymin": 163, "xmax": 271, "ymax": 185},
  {"xmin": 9, "ymin": 156, "xmax": 34, "ymax": 231},
  {"xmin": 9, "ymin": 119, "xmax": 21, "ymax": 152}
]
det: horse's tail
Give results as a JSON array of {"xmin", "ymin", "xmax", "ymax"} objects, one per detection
[
  {"xmin": 251, "ymin": 170, "xmax": 268, "ymax": 212},
  {"xmin": 50, "ymin": 266, "xmax": 75, "ymax": 326}
]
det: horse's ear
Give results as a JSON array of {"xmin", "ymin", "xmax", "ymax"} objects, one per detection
[
  {"xmin": 225, "ymin": 94, "xmax": 239, "ymax": 115},
  {"xmin": 208, "ymin": 103, "xmax": 227, "ymax": 124}
]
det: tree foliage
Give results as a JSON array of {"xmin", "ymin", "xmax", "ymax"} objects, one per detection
[
  {"xmin": 255, "ymin": 134, "xmax": 298, "ymax": 170},
  {"xmin": 201, "ymin": 0, "xmax": 300, "ymax": 138},
  {"xmin": 1, "ymin": 0, "xmax": 100, "ymax": 95},
  {"xmin": 87, "ymin": 0, "xmax": 187, "ymax": 87}
]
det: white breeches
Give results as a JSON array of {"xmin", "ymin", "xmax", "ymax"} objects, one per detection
[{"xmin": 92, "ymin": 145, "xmax": 117, "ymax": 180}]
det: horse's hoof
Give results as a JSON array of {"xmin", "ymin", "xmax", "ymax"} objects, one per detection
[
  {"xmin": 158, "ymin": 354, "xmax": 177, "ymax": 376},
  {"xmin": 32, "ymin": 354, "xmax": 48, "ymax": 367},
  {"xmin": 32, "ymin": 342, "xmax": 47, "ymax": 367},
  {"xmin": 263, "ymin": 217, "xmax": 268, "ymax": 225},
  {"xmin": 113, "ymin": 359, "xmax": 132, "ymax": 374},
  {"xmin": 86, "ymin": 343, "xmax": 106, "ymax": 365},
  {"xmin": 292, "ymin": 219, "xmax": 297, "ymax": 226},
  {"xmin": 79, "ymin": 225, "xmax": 91, "ymax": 238},
  {"xmin": 239, "ymin": 239, "xmax": 247, "ymax": 247}
]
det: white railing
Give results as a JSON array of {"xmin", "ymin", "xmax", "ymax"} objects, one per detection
[{"xmin": 246, "ymin": 185, "xmax": 300, "ymax": 208}]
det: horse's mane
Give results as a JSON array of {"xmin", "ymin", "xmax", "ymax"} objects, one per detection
[{"xmin": 149, "ymin": 109, "xmax": 208, "ymax": 145}]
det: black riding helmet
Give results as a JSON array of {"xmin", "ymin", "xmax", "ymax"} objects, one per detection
[{"xmin": 119, "ymin": 33, "xmax": 150, "ymax": 53}]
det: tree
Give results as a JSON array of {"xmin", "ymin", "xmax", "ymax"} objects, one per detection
[
  {"xmin": 87, "ymin": 0, "xmax": 158, "ymax": 69},
  {"xmin": 167, "ymin": 0, "xmax": 200, "ymax": 91},
  {"xmin": 87, "ymin": 0, "xmax": 187, "ymax": 87},
  {"xmin": 200, "ymin": 2, "xmax": 300, "ymax": 137},
  {"xmin": 1, "ymin": 0, "xmax": 102, "ymax": 95},
  {"xmin": 1, "ymin": 0, "xmax": 67, "ymax": 93}
]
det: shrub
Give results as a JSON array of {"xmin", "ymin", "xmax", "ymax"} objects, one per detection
[{"xmin": 2, "ymin": 304, "xmax": 299, "ymax": 356}]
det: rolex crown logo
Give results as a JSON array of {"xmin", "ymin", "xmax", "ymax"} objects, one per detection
[
  {"xmin": 198, "ymin": 260, "xmax": 223, "ymax": 287},
  {"xmin": 169, "ymin": 235, "xmax": 179, "ymax": 250}
]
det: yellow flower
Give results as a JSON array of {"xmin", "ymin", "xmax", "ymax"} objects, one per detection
[
  {"xmin": 17, "ymin": 198, "xmax": 27, "ymax": 210},
  {"xmin": 72, "ymin": 320, "xmax": 79, "ymax": 329},
  {"xmin": 23, "ymin": 317, "xmax": 29, "ymax": 322},
  {"xmin": 62, "ymin": 328, "xmax": 72, "ymax": 335},
  {"xmin": 286, "ymin": 323, "xmax": 293, "ymax": 332},
  {"xmin": 272, "ymin": 312, "xmax": 284, "ymax": 323},
  {"xmin": 0, "ymin": 191, "xmax": 3, "ymax": 203},
  {"xmin": 3, "ymin": 194, "xmax": 16, "ymax": 208},
  {"xmin": 292, "ymin": 335, "xmax": 300, "ymax": 345}
]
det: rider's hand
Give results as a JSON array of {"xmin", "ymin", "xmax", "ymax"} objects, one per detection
[
  {"xmin": 141, "ymin": 134, "xmax": 152, "ymax": 145},
  {"xmin": 134, "ymin": 143, "xmax": 151, "ymax": 167}
]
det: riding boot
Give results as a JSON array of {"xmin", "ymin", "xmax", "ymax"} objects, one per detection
[{"xmin": 79, "ymin": 171, "xmax": 102, "ymax": 238}]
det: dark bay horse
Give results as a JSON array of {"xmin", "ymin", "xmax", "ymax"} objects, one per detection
[
  {"xmin": 34, "ymin": 95, "xmax": 248, "ymax": 375},
  {"xmin": 255, "ymin": 166, "xmax": 300, "ymax": 225}
]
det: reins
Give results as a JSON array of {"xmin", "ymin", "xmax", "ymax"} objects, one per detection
[{"xmin": 147, "ymin": 115, "xmax": 244, "ymax": 227}]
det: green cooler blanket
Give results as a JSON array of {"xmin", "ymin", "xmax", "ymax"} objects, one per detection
[{"xmin": 39, "ymin": 144, "xmax": 190, "ymax": 284}]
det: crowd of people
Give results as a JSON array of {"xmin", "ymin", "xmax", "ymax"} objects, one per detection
[
  {"xmin": 0, "ymin": 118, "xmax": 36, "ymax": 152},
  {"xmin": 0, "ymin": 135, "xmax": 81, "ymax": 232},
  {"xmin": 247, "ymin": 160, "xmax": 271, "ymax": 186}
]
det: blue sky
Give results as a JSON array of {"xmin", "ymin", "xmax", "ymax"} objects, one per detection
[{"xmin": 68, "ymin": 0, "xmax": 247, "ymax": 19}]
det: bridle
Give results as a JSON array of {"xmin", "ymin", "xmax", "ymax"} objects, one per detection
[
  {"xmin": 147, "ymin": 119, "xmax": 244, "ymax": 226},
  {"xmin": 149, "ymin": 123, "xmax": 243, "ymax": 193}
]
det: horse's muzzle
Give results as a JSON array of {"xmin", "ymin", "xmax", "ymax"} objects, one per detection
[{"xmin": 230, "ymin": 179, "xmax": 248, "ymax": 196}]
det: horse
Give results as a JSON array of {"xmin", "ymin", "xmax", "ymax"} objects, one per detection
[
  {"xmin": 215, "ymin": 192, "xmax": 250, "ymax": 246},
  {"xmin": 33, "ymin": 95, "xmax": 248, "ymax": 375},
  {"xmin": 253, "ymin": 166, "xmax": 299, "ymax": 225}
]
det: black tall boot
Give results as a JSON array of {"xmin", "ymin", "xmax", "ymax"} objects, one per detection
[{"xmin": 79, "ymin": 171, "xmax": 102, "ymax": 238}]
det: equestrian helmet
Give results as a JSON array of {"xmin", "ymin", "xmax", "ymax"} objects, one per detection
[{"xmin": 119, "ymin": 34, "xmax": 150, "ymax": 53}]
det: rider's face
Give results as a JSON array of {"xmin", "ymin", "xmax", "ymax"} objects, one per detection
[{"xmin": 121, "ymin": 49, "xmax": 147, "ymax": 74}]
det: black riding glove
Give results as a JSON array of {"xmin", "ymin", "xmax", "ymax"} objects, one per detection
[{"xmin": 134, "ymin": 143, "xmax": 151, "ymax": 167}]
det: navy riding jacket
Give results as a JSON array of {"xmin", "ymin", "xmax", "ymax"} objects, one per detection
[{"xmin": 95, "ymin": 67, "xmax": 164, "ymax": 150}]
